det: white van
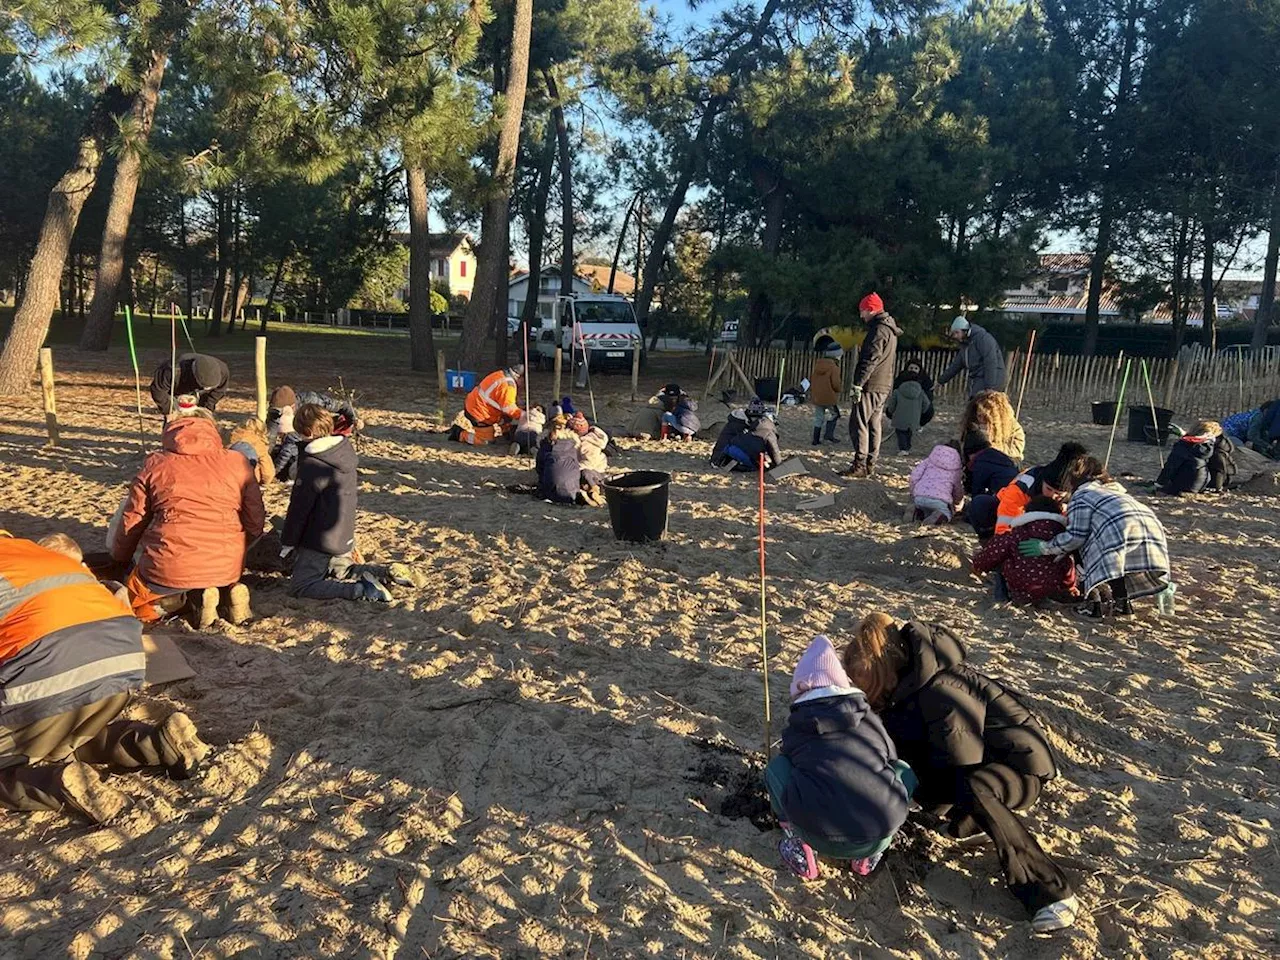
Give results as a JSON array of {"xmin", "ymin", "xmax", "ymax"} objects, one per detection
[{"xmin": 534, "ymin": 293, "xmax": 643, "ymax": 372}]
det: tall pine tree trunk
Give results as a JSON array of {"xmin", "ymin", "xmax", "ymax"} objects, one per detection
[
  {"xmin": 1082, "ymin": 0, "xmax": 1142, "ymax": 357},
  {"xmin": 544, "ymin": 70, "xmax": 574, "ymax": 296},
  {"xmin": 1252, "ymin": 168, "xmax": 1280, "ymax": 352},
  {"xmin": 225, "ymin": 183, "xmax": 243, "ymax": 334},
  {"xmin": 0, "ymin": 91, "xmax": 122, "ymax": 393},
  {"xmin": 520, "ymin": 120, "xmax": 558, "ymax": 333},
  {"xmin": 608, "ymin": 194, "xmax": 637, "ymax": 294},
  {"xmin": 460, "ymin": 0, "xmax": 533, "ymax": 372},
  {"xmin": 406, "ymin": 165, "xmax": 437, "ymax": 372},
  {"xmin": 263, "ymin": 256, "xmax": 285, "ymax": 332},
  {"xmin": 79, "ymin": 49, "xmax": 168, "ymax": 351},
  {"xmin": 1202, "ymin": 222, "xmax": 1218, "ymax": 354},
  {"xmin": 744, "ymin": 159, "xmax": 784, "ymax": 347},
  {"xmin": 209, "ymin": 191, "xmax": 230, "ymax": 336}
]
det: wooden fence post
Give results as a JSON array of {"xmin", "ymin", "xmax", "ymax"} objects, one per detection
[
  {"xmin": 436, "ymin": 349, "xmax": 448, "ymax": 398},
  {"xmin": 553, "ymin": 347, "xmax": 563, "ymax": 403},
  {"xmin": 254, "ymin": 336, "xmax": 268, "ymax": 422},
  {"xmin": 631, "ymin": 336, "xmax": 641, "ymax": 401},
  {"xmin": 39, "ymin": 348, "xmax": 58, "ymax": 447}
]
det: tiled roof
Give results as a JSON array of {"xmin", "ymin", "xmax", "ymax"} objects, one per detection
[
  {"xmin": 576, "ymin": 263, "xmax": 636, "ymax": 295},
  {"xmin": 388, "ymin": 232, "xmax": 471, "ymax": 256},
  {"xmin": 1037, "ymin": 253, "xmax": 1094, "ymax": 272}
]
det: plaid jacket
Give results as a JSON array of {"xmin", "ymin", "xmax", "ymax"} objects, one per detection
[{"xmin": 1043, "ymin": 481, "xmax": 1170, "ymax": 598}]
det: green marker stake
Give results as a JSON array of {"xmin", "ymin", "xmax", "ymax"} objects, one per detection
[{"xmin": 124, "ymin": 305, "xmax": 146, "ymax": 454}]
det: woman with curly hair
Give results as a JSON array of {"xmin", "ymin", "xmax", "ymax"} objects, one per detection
[
  {"xmin": 958, "ymin": 390, "xmax": 1025, "ymax": 463},
  {"xmin": 842, "ymin": 613, "xmax": 1079, "ymax": 933}
]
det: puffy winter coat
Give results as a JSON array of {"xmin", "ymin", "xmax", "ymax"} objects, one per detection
[
  {"xmin": 668, "ymin": 398, "xmax": 701, "ymax": 436},
  {"xmin": 0, "ymin": 538, "xmax": 144, "ymax": 729},
  {"xmin": 887, "ymin": 379, "xmax": 931, "ymax": 431},
  {"xmin": 272, "ymin": 390, "xmax": 359, "ymax": 481},
  {"xmin": 711, "ymin": 414, "xmax": 783, "ymax": 469},
  {"xmin": 780, "ymin": 692, "xmax": 911, "ymax": 847},
  {"xmin": 853, "ymin": 312, "xmax": 902, "ymax": 393},
  {"xmin": 880, "ymin": 622, "xmax": 1056, "ymax": 787},
  {"xmin": 112, "ymin": 417, "xmax": 265, "ymax": 589},
  {"xmin": 229, "ymin": 422, "xmax": 277, "ymax": 485},
  {"xmin": 149, "ymin": 353, "xmax": 230, "ymax": 415},
  {"xmin": 281, "ymin": 436, "xmax": 359, "ymax": 556},
  {"xmin": 908, "ymin": 444, "xmax": 964, "ymax": 507},
  {"xmin": 809, "ymin": 357, "xmax": 843, "ymax": 406},
  {"xmin": 578, "ymin": 427, "xmax": 610, "ymax": 474},
  {"xmin": 938, "ymin": 325, "xmax": 1007, "ymax": 397},
  {"xmin": 537, "ymin": 436, "xmax": 582, "ymax": 504},
  {"xmin": 994, "ymin": 468, "xmax": 1043, "ymax": 534},
  {"xmin": 1157, "ymin": 435, "xmax": 1216, "ymax": 494},
  {"xmin": 970, "ymin": 513, "xmax": 1077, "ymax": 601},
  {"xmin": 965, "ymin": 447, "xmax": 1019, "ymax": 497}
]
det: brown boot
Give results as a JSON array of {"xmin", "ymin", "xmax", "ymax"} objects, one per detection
[
  {"xmin": 156, "ymin": 712, "xmax": 211, "ymax": 780},
  {"xmin": 223, "ymin": 583, "xmax": 252, "ymax": 625},
  {"xmin": 190, "ymin": 587, "xmax": 220, "ymax": 629},
  {"xmin": 58, "ymin": 761, "xmax": 130, "ymax": 823}
]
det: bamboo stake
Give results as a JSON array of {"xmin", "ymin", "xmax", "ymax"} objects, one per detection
[
  {"xmin": 1140, "ymin": 360, "xmax": 1165, "ymax": 469},
  {"xmin": 552, "ymin": 347, "xmax": 563, "ymax": 404},
  {"xmin": 1015, "ymin": 329, "xmax": 1036, "ymax": 418},
  {"xmin": 1104, "ymin": 359, "xmax": 1133, "ymax": 471},
  {"xmin": 758, "ymin": 454, "xmax": 772, "ymax": 760},
  {"xmin": 39, "ymin": 348, "xmax": 58, "ymax": 447},
  {"xmin": 123, "ymin": 305, "xmax": 146, "ymax": 454},
  {"xmin": 254, "ymin": 336, "xmax": 268, "ymax": 422}
]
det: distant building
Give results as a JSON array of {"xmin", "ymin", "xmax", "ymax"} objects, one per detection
[
  {"xmin": 507, "ymin": 270, "xmax": 594, "ymax": 320},
  {"xmin": 575, "ymin": 263, "xmax": 637, "ymax": 296},
  {"xmin": 996, "ymin": 254, "xmax": 1122, "ymax": 322},
  {"xmin": 390, "ymin": 232, "xmax": 477, "ymax": 304}
]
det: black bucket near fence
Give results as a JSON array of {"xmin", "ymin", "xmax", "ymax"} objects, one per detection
[
  {"xmin": 754, "ymin": 377, "xmax": 780, "ymax": 402},
  {"xmin": 1127, "ymin": 405, "xmax": 1175, "ymax": 446},
  {"xmin": 1090, "ymin": 401, "xmax": 1118, "ymax": 426},
  {"xmin": 602, "ymin": 471, "xmax": 671, "ymax": 543}
]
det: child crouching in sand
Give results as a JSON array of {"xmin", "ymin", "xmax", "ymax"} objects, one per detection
[
  {"xmin": 1019, "ymin": 456, "xmax": 1170, "ymax": 618},
  {"xmin": 971, "ymin": 496, "xmax": 1078, "ymax": 605},
  {"xmin": 510, "ymin": 404, "xmax": 546, "ymax": 457},
  {"xmin": 908, "ymin": 440, "xmax": 965, "ymax": 524},
  {"xmin": 229, "ymin": 417, "xmax": 277, "ymax": 484},
  {"xmin": 765, "ymin": 636, "xmax": 914, "ymax": 880}
]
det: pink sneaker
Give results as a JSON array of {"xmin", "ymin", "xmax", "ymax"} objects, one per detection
[
  {"xmin": 849, "ymin": 850, "xmax": 885, "ymax": 876},
  {"xmin": 778, "ymin": 822, "xmax": 820, "ymax": 880}
]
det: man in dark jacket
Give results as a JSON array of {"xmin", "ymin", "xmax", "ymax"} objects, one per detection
[
  {"xmin": 878, "ymin": 620, "xmax": 1075, "ymax": 923},
  {"xmin": 938, "ymin": 317, "xmax": 1007, "ymax": 399},
  {"xmin": 281, "ymin": 405, "xmax": 392, "ymax": 602},
  {"xmin": 149, "ymin": 353, "xmax": 230, "ymax": 416},
  {"xmin": 843, "ymin": 293, "xmax": 902, "ymax": 478}
]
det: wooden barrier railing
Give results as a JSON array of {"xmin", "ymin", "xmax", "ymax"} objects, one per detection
[{"xmin": 720, "ymin": 345, "xmax": 1280, "ymax": 420}]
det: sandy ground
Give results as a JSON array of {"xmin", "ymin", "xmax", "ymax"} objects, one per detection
[{"xmin": 0, "ymin": 332, "xmax": 1277, "ymax": 960}]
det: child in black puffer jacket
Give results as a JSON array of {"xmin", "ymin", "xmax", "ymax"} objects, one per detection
[{"xmin": 1157, "ymin": 420, "xmax": 1234, "ymax": 494}]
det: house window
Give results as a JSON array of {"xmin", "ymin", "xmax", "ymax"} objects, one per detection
[
  {"xmin": 436, "ymin": 258, "xmax": 448, "ymax": 275},
  {"xmin": 459, "ymin": 260, "xmax": 467, "ymax": 278},
  {"xmin": 1047, "ymin": 277, "xmax": 1069, "ymax": 292},
  {"xmin": 539, "ymin": 302, "xmax": 553, "ymax": 318}
]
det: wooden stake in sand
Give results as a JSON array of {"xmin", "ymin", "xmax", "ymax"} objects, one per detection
[
  {"xmin": 702, "ymin": 345, "xmax": 718, "ymax": 400},
  {"xmin": 39, "ymin": 348, "xmax": 58, "ymax": 447},
  {"xmin": 758, "ymin": 455, "xmax": 772, "ymax": 759},
  {"xmin": 552, "ymin": 346, "xmax": 563, "ymax": 405},
  {"xmin": 1104, "ymin": 358, "xmax": 1133, "ymax": 471},
  {"xmin": 123, "ymin": 305, "xmax": 146, "ymax": 454},
  {"xmin": 1015, "ymin": 328, "xmax": 1036, "ymax": 418},
  {"xmin": 576, "ymin": 322, "xmax": 598, "ymax": 422},
  {"xmin": 1140, "ymin": 359, "xmax": 1165, "ymax": 470},
  {"xmin": 435, "ymin": 349, "xmax": 447, "ymax": 398},
  {"xmin": 254, "ymin": 336, "xmax": 268, "ymax": 422},
  {"xmin": 630, "ymin": 334, "xmax": 641, "ymax": 402}
]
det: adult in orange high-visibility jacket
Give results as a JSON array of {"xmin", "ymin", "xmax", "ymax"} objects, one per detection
[
  {"xmin": 452, "ymin": 366, "xmax": 525, "ymax": 445},
  {"xmin": 0, "ymin": 536, "xmax": 211, "ymax": 822}
]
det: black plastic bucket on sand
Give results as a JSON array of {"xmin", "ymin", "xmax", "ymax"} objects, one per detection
[
  {"xmin": 1091, "ymin": 401, "xmax": 1118, "ymax": 426},
  {"xmin": 1127, "ymin": 404, "xmax": 1174, "ymax": 445},
  {"xmin": 754, "ymin": 377, "xmax": 780, "ymax": 402},
  {"xmin": 602, "ymin": 471, "xmax": 671, "ymax": 543}
]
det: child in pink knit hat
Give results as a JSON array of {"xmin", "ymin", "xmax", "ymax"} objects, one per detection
[{"xmin": 763, "ymin": 635, "xmax": 916, "ymax": 881}]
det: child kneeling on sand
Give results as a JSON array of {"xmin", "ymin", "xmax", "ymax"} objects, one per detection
[
  {"xmin": 765, "ymin": 636, "xmax": 914, "ymax": 880},
  {"xmin": 1019, "ymin": 456, "xmax": 1170, "ymax": 619},
  {"xmin": 971, "ymin": 496, "xmax": 1078, "ymax": 605},
  {"xmin": 281, "ymin": 405, "xmax": 408, "ymax": 602},
  {"xmin": 568, "ymin": 412, "xmax": 610, "ymax": 494},
  {"xmin": 908, "ymin": 440, "xmax": 965, "ymax": 524},
  {"xmin": 510, "ymin": 404, "xmax": 547, "ymax": 456}
]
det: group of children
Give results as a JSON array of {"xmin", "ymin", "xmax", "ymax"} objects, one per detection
[{"xmin": 517, "ymin": 401, "xmax": 612, "ymax": 506}]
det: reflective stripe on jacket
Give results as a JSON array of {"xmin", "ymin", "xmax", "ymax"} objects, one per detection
[
  {"xmin": 0, "ymin": 539, "xmax": 144, "ymax": 727},
  {"xmin": 465, "ymin": 370, "xmax": 522, "ymax": 425}
]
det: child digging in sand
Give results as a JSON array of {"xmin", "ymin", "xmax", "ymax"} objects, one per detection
[
  {"xmin": 510, "ymin": 404, "xmax": 547, "ymax": 456},
  {"xmin": 281, "ymin": 405, "xmax": 412, "ymax": 602},
  {"xmin": 907, "ymin": 439, "xmax": 965, "ymax": 524},
  {"xmin": 970, "ymin": 496, "xmax": 1079, "ymax": 605},
  {"xmin": 765, "ymin": 636, "xmax": 914, "ymax": 880},
  {"xmin": 1019, "ymin": 455, "xmax": 1170, "ymax": 619}
]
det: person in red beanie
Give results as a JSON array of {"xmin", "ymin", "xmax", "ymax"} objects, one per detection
[{"xmin": 842, "ymin": 292, "xmax": 902, "ymax": 478}]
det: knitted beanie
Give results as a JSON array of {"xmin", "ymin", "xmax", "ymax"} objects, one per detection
[
  {"xmin": 270, "ymin": 385, "xmax": 297, "ymax": 409},
  {"xmin": 790, "ymin": 635, "xmax": 853, "ymax": 701},
  {"xmin": 568, "ymin": 412, "xmax": 590, "ymax": 436},
  {"xmin": 859, "ymin": 293, "xmax": 884, "ymax": 314},
  {"xmin": 191, "ymin": 355, "xmax": 223, "ymax": 389}
]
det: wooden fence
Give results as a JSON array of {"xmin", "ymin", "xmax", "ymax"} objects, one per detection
[{"xmin": 724, "ymin": 345, "xmax": 1280, "ymax": 420}]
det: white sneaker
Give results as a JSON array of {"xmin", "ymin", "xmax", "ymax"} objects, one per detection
[
  {"xmin": 1032, "ymin": 895, "xmax": 1080, "ymax": 933},
  {"xmin": 359, "ymin": 573, "xmax": 393, "ymax": 602}
]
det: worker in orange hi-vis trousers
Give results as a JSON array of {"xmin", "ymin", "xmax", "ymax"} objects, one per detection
[{"xmin": 449, "ymin": 365, "xmax": 525, "ymax": 445}]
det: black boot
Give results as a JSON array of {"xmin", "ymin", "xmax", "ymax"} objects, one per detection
[
  {"xmin": 812, "ymin": 427, "xmax": 822, "ymax": 446},
  {"xmin": 823, "ymin": 419, "xmax": 838, "ymax": 443}
]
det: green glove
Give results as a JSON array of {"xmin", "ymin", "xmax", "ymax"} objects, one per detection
[
  {"xmin": 850, "ymin": 384, "xmax": 863, "ymax": 403},
  {"xmin": 1018, "ymin": 539, "xmax": 1046, "ymax": 557}
]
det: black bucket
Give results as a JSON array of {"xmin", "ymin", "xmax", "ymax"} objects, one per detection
[
  {"xmin": 1091, "ymin": 401, "xmax": 1118, "ymax": 426},
  {"xmin": 754, "ymin": 377, "xmax": 780, "ymax": 402},
  {"xmin": 602, "ymin": 471, "xmax": 671, "ymax": 542},
  {"xmin": 1127, "ymin": 405, "xmax": 1174, "ymax": 445}
]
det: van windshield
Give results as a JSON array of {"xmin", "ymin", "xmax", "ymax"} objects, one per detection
[{"xmin": 573, "ymin": 301, "xmax": 635, "ymax": 324}]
